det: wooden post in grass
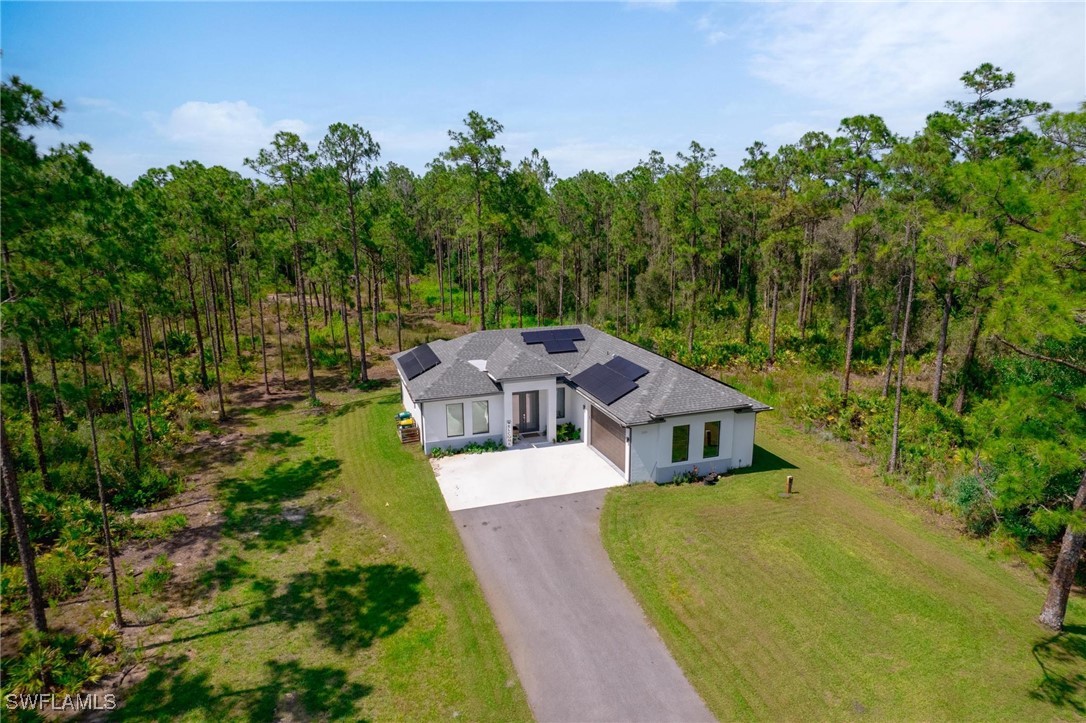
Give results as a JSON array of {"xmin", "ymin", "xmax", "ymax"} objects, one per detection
[{"xmin": 786, "ymin": 475, "xmax": 794, "ymax": 494}]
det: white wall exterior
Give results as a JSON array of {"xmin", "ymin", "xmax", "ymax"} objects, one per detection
[
  {"xmin": 732, "ymin": 411, "xmax": 757, "ymax": 469},
  {"xmin": 502, "ymin": 377, "xmax": 559, "ymax": 443},
  {"xmin": 420, "ymin": 393, "xmax": 504, "ymax": 453},
  {"xmin": 627, "ymin": 408, "xmax": 758, "ymax": 483},
  {"xmin": 403, "ymin": 374, "xmax": 761, "ymax": 479}
]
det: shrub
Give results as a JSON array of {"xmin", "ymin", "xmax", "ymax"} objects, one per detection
[
  {"xmin": 430, "ymin": 439, "xmax": 505, "ymax": 458},
  {"xmin": 0, "ymin": 629, "xmax": 115, "ymax": 697},
  {"xmin": 111, "ymin": 467, "xmax": 181, "ymax": 511},
  {"xmin": 950, "ymin": 469, "xmax": 998, "ymax": 536},
  {"xmin": 556, "ymin": 423, "xmax": 581, "ymax": 443}
]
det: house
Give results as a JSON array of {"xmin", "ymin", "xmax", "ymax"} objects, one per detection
[{"xmin": 394, "ymin": 325, "xmax": 771, "ymax": 483}]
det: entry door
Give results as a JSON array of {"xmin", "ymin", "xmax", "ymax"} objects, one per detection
[{"xmin": 514, "ymin": 391, "xmax": 540, "ymax": 432}]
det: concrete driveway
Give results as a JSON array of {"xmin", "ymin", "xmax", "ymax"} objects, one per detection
[
  {"xmin": 452, "ymin": 490, "xmax": 714, "ymax": 723},
  {"xmin": 431, "ymin": 442, "xmax": 625, "ymax": 511}
]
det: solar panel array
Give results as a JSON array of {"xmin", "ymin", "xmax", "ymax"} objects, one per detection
[
  {"xmin": 604, "ymin": 356, "xmax": 649, "ymax": 381},
  {"xmin": 398, "ymin": 343, "xmax": 441, "ymax": 380},
  {"xmin": 542, "ymin": 338, "xmax": 578, "ymax": 354},
  {"xmin": 521, "ymin": 328, "xmax": 585, "ymax": 354},
  {"xmin": 569, "ymin": 363, "xmax": 639, "ymax": 405}
]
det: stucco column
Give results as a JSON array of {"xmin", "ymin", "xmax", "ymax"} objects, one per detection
[
  {"xmin": 548, "ymin": 385, "xmax": 558, "ymax": 443},
  {"xmin": 503, "ymin": 387, "xmax": 514, "ymax": 446}
]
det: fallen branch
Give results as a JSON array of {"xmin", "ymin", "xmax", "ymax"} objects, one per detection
[{"xmin": 994, "ymin": 335, "xmax": 1086, "ymax": 376}]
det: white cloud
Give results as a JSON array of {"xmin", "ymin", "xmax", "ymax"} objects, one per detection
[
  {"xmin": 536, "ymin": 140, "xmax": 651, "ymax": 176},
  {"xmin": 627, "ymin": 0, "xmax": 680, "ymax": 11},
  {"xmin": 704, "ymin": 1, "xmax": 1085, "ymax": 133},
  {"xmin": 153, "ymin": 100, "xmax": 310, "ymax": 166}
]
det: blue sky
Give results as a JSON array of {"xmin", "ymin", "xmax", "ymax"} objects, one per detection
[{"xmin": 2, "ymin": 1, "xmax": 1083, "ymax": 182}]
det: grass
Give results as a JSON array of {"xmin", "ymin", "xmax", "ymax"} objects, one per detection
[
  {"xmin": 119, "ymin": 389, "xmax": 530, "ymax": 721},
  {"xmin": 601, "ymin": 415, "xmax": 1086, "ymax": 720}
]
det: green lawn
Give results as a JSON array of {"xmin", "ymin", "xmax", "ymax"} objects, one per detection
[
  {"xmin": 119, "ymin": 388, "xmax": 530, "ymax": 721},
  {"xmin": 602, "ymin": 416, "xmax": 1086, "ymax": 721}
]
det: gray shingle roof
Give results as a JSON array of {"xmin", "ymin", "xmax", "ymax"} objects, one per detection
[{"xmin": 394, "ymin": 325, "xmax": 771, "ymax": 423}]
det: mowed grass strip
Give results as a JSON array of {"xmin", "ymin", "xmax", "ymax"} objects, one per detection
[
  {"xmin": 602, "ymin": 417, "xmax": 1086, "ymax": 721},
  {"xmin": 120, "ymin": 389, "xmax": 530, "ymax": 721}
]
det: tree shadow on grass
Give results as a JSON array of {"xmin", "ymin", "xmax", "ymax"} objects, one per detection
[
  {"xmin": 729, "ymin": 444, "xmax": 798, "ymax": 476},
  {"xmin": 1031, "ymin": 625, "xmax": 1086, "ymax": 714},
  {"xmin": 220, "ymin": 456, "xmax": 341, "ymax": 552},
  {"xmin": 116, "ymin": 656, "xmax": 373, "ymax": 722},
  {"xmin": 146, "ymin": 558, "xmax": 423, "ymax": 656}
]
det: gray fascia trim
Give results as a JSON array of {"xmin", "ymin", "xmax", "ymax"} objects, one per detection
[
  {"xmin": 414, "ymin": 391, "xmax": 502, "ymax": 404},
  {"xmin": 640, "ymin": 403, "xmax": 761, "ymax": 425}
]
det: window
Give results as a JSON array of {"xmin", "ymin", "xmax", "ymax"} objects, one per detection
[
  {"xmin": 671, "ymin": 425, "xmax": 690, "ymax": 463},
  {"xmin": 556, "ymin": 388, "xmax": 566, "ymax": 419},
  {"xmin": 703, "ymin": 421, "xmax": 721, "ymax": 458},
  {"xmin": 472, "ymin": 400, "xmax": 489, "ymax": 435},
  {"xmin": 446, "ymin": 403, "xmax": 464, "ymax": 437}
]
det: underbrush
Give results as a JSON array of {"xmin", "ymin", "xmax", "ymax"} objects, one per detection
[{"xmin": 0, "ymin": 625, "xmax": 120, "ymax": 698}]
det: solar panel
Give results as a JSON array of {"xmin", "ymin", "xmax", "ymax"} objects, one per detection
[
  {"xmin": 569, "ymin": 363, "xmax": 638, "ymax": 405},
  {"xmin": 542, "ymin": 338, "xmax": 578, "ymax": 354},
  {"xmin": 605, "ymin": 356, "xmax": 649, "ymax": 381},
  {"xmin": 521, "ymin": 331, "xmax": 548, "ymax": 345},
  {"xmin": 522, "ymin": 328, "xmax": 584, "ymax": 344},
  {"xmin": 398, "ymin": 343, "xmax": 441, "ymax": 380},
  {"xmin": 399, "ymin": 355, "xmax": 423, "ymax": 380},
  {"xmin": 552, "ymin": 328, "xmax": 585, "ymax": 341},
  {"xmin": 414, "ymin": 344, "xmax": 440, "ymax": 372}
]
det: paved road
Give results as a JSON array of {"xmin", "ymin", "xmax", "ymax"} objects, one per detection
[{"xmin": 452, "ymin": 490, "xmax": 714, "ymax": 723}]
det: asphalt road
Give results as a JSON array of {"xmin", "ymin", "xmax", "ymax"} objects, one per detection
[{"xmin": 452, "ymin": 490, "xmax": 715, "ymax": 723}]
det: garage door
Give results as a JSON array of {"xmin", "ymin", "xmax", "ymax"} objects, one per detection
[{"xmin": 590, "ymin": 406, "xmax": 626, "ymax": 473}]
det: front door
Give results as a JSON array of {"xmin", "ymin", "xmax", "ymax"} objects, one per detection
[{"xmin": 513, "ymin": 391, "xmax": 540, "ymax": 433}]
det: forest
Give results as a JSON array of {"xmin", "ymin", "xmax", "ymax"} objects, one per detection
[{"xmin": 1, "ymin": 64, "xmax": 1084, "ymax": 699}]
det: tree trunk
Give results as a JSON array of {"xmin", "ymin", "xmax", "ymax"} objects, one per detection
[
  {"xmin": 932, "ymin": 286, "xmax": 954, "ymax": 404},
  {"xmin": 224, "ymin": 262, "xmax": 240, "ymax": 359},
  {"xmin": 0, "ymin": 415, "xmax": 49, "ymax": 632},
  {"xmin": 340, "ymin": 283, "xmax": 354, "ymax": 379},
  {"xmin": 953, "ymin": 304, "xmax": 984, "ymax": 415},
  {"xmin": 160, "ymin": 316, "xmax": 175, "ymax": 392},
  {"xmin": 184, "ymin": 255, "xmax": 210, "ymax": 390},
  {"xmin": 370, "ymin": 259, "xmax": 381, "ymax": 345},
  {"xmin": 394, "ymin": 266, "xmax": 404, "ymax": 352},
  {"xmin": 47, "ymin": 344, "xmax": 65, "ymax": 422},
  {"xmin": 111, "ymin": 304, "xmax": 142, "ymax": 471},
  {"xmin": 79, "ymin": 348, "xmax": 124, "ymax": 629},
  {"xmin": 18, "ymin": 338, "xmax": 50, "ymax": 485},
  {"xmin": 274, "ymin": 290, "xmax": 286, "ymax": 388},
  {"xmin": 768, "ymin": 277, "xmax": 780, "ymax": 367},
  {"xmin": 295, "ymin": 244, "xmax": 318, "ymax": 404},
  {"xmin": 841, "ymin": 239, "xmax": 860, "ymax": 405},
  {"xmin": 208, "ymin": 268, "xmax": 225, "ymax": 363},
  {"xmin": 1039, "ymin": 469, "xmax": 1086, "ymax": 631},
  {"xmin": 888, "ymin": 239, "xmax": 916, "ymax": 474},
  {"xmin": 476, "ymin": 186, "xmax": 487, "ymax": 330},
  {"xmin": 139, "ymin": 310, "xmax": 156, "ymax": 442},
  {"xmin": 882, "ymin": 276, "xmax": 905, "ymax": 398},
  {"xmin": 348, "ymin": 204, "xmax": 369, "ymax": 381},
  {"xmin": 258, "ymin": 285, "xmax": 270, "ymax": 395}
]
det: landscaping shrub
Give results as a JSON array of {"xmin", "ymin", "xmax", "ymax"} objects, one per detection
[
  {"xmin": 556, "ymin": 423, "xmax": 580, "ymax": 443},
  {"xmin": 430, "ymin": 439, "xmax": 505, "ymax": 458}
]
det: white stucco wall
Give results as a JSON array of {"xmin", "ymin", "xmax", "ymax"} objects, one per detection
[
  {"xmin": 502, "ymin": 377, "xmax": 559, "ymax": 443},
  {"xmin": 628, "ymin": 408, "xmax": 758, "ymax": 483},
  {"xmin": 421, "ymin": 393, "xmax": 504, "ymax": 453},
  {"xmin": 732, "ymin": 411, "xmax": 757, "ymax": 469}
]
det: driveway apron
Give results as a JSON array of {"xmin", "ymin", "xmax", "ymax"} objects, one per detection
[{"xmin": 452, "ymin": 490, "xmax": 715, "ymax": 723}]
